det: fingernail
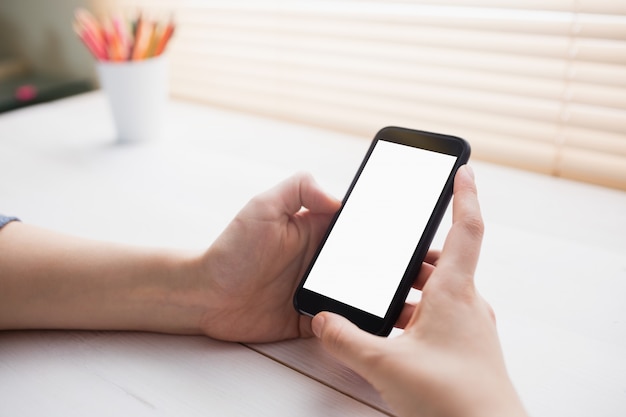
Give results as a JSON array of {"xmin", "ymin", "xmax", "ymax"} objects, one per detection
[{"xmin": 312, "ymin": 314, "xmax": 325, "ymax": 338}]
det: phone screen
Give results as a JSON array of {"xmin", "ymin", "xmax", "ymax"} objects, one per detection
[{"xmin": 302, "ymin": 139, "xmax": 457, "ymax": 318}]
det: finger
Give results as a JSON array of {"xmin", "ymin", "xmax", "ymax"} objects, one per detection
[
  {"xmin": 265, "ymin": 172, "xmax": 340, "ymax": 217},
  {"xmin": 312, "ymin": 312, "xmax": 384, "ymax": 379},
  {"xmin": 298, "ymin": 314, "xmax": 315, "ymax": 338},
  {"xmin": 295, "ymin": 172, "xmax": 342, "ymax": 214},
  {"xmin": 436, "ymin": 165, "xmax": 484, "ymax": 290},
  {"xmin": 412, "ymin": 261, "xmax": 436, "ymax": 290},
  {"xmin": 249, "ymin": 173, "xmax": 338, "ymax": 220},
  {"xmin": 394, "ymin": 301, "xmax": 418, "ymax": 329},
  {"xmin": 424, "ymin": 249, "xmax": 441, "ymax": 266}
]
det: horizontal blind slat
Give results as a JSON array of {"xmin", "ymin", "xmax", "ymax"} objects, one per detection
[
  {"xmin": 173, "ymin": 40, "xmax": 576, "ymax": 82},
  {"xmin": 178, "ymin": 20, "xmax": 626, "ymax": 65},
  {"xmin": 179, "ymin": 8, "xmax": 626, "ymax": 41},
  {"xmin": 561, "ymin": 127, "xmax": 626, "ymax": 157},
  {"xmin": 559, "ymin": 149, "xmax": 626, "ymax": 190},
  {"xmin": 121, "ymin": 0, "xmax": 626, "ymax": 16}
]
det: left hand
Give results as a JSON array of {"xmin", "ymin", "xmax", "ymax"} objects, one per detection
[{"xmin": 197, "ymin": 173, "xmax": 340, "ymax": 342}]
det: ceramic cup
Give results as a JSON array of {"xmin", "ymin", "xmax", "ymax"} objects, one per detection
[{"xmin": 96, "ymin": 54, "xmax": 168, "ymax": 143}]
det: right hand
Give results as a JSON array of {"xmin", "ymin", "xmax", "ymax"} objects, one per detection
[{"xmin": 312, "ymin": 166, "xmax": 528, "ymax": 417}]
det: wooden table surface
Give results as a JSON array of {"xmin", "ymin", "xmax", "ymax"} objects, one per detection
[{"xmin": 1, "ymin": 92, "xmax": 625, "ymax": 416}]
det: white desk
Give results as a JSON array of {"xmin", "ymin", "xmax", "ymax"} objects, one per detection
[{"xmin": 1, "ymin": 92, "xmax": 625, "ymax": 416}]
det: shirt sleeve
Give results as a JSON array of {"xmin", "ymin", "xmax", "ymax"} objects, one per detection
[{"xmin": 0, "ymin": 215, "xmax": 20, "ymax": 229}]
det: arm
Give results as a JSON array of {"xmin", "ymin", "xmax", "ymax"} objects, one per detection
[
  {"xmin": 0, "ymin": 173, "xmax": 340, "ymax": 342},
  {"xmin": 0, "ymin": 221, "xmax": 202, "ymax": 333},
  {"xmin": 312, "ymin": 166, "xmax": 529, "ymax": 417}
]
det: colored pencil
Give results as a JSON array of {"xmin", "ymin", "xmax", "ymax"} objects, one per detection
[{"xmin": 74, "ymin": 8, "xmax": 175, "ymax": 62}]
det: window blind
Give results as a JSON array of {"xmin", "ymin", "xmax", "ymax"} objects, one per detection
[{"xmin": 98, "ymin": 0, "xmax": 626, "ymax": 190}]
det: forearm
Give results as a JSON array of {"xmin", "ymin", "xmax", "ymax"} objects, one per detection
[{"xmin": 0, "ymin": 222, "xmax": 206, "ymax": 333}]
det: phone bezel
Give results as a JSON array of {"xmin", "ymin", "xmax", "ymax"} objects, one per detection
[{"xmin": 293, "ymin": 126, "xmax": 471, "ymax": 336}]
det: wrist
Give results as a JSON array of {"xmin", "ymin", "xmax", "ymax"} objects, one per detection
[
  {"xmin": 135, "ymin": 249, "xmax": 209, "ymax": 335},
  {"xmin": 456, "ymin": 373, "xmax": 528, "ymax": 417}
]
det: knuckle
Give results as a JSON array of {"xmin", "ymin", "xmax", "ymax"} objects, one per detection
[
  {"xmin": 461, "ymin": 214, "xmax": 485, "ymax": 239},
  {"xmin": 323, "ymin": 322, "xmax": 347, "ymax": 353},
  {"xmin": 480, "ymin": 295, "xmax": 497, "ymax": 324},
  {"xmin": 486, "ymin": 302, "xmax": 496, "ymax": 324}
]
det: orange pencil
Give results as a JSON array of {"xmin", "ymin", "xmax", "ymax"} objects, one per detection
[
  {"xmin": 131, "ymin": 18, "xmax": 153, "ymax": 60},
  {"xmin": 154, "ymin": 20, "xmax": 175, "ymax": 56}
]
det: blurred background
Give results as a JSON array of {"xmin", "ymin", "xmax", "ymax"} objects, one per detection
[
  {"xmin": 0, "ymin": 1, "xmax": 94, "ymax": 110},
  {"xmin": 1, "ymin": 0, "xmax": 625, "ymax": 190}
]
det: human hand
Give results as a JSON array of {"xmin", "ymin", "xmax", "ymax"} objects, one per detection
[
  {"xmin": 197, "ymin": 173, "xmax": 340, "ymax": 343},
  {"xmin": 311, "ymin": 166, "xmax": 528, "ymax": 417},
  {"xmin": 0, "ymin": 173, "xmax": 339, "ymax": 337}
]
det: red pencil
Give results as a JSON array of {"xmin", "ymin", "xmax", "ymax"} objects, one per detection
[{"xmin": 73, "ymin": 22, "xmax": 107, "ymax": 60}]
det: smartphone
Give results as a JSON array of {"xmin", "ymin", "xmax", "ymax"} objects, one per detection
[{"xmin": 293, "ymin": 126, "xmax": 471, "ymax": 336}]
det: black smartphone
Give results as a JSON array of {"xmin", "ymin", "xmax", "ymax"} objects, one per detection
[{"xmin": 293, "ymin": 126, "xmax": 471, "ymax": 336}]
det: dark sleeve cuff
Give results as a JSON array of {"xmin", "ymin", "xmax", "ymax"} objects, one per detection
[{"xmin": 0, "ymin": 215, "xmax": 20, "ymax": 229}]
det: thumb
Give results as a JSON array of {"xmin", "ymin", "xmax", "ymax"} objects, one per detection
[
  {"xmin": 312, "ymin": 312, "xmax": 383, "ymax": 378},
  {"xmin": 297, "ymin": 172, "xmax": 341, "ymax": 215}
]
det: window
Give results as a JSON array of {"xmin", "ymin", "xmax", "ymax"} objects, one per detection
[{"xmin": 100, "ymin": 0, "xmax": 626, "ymax": 190}]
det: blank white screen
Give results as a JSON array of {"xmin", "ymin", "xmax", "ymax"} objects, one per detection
[{"xmin": 303, "ymin": 140, "xmax": 456, "ymax": 317}]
